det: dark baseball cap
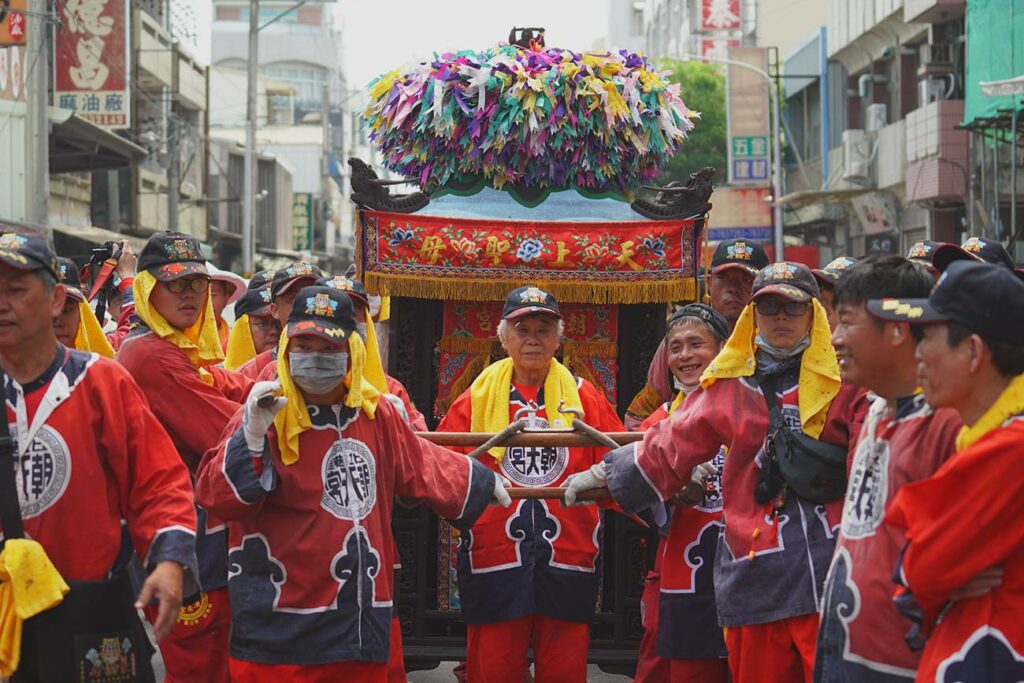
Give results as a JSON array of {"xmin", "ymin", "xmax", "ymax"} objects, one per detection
[
  {"xmin": 812, "ymin": 256, "xmax": 859, "ymax": 289},
  {"xmin": 868, "ymin": 260, "xmax": 1024, "ymax": 343},
  {"xmin": 502, "ymin": 286, "xmax": 562, "ymax": 321},
  {"xmin": 932, "ymin": 236, "xmax": 1016, "ymax": 272},
  {"xmin": 234, "ymin": 286, "xmax": 273, "ymax": 318},
  {"xmin": 751, "ymin": 262, "xmax": 821, "ymax": 303},
  {"xmin": 286, "ymin": 285, "xmax": 357, "ymax": 345},
  {"xmin": 710, "ymin": 239, "xmax": 769, "ymax": 276},
  {"xmin": 271, "ymin": 261, "xmax": 323, "ymax": 298},
  {"xmin": 315, "ymin": 276, "xmax": 370, "ymax": 309},
  {"xmin": 138, "ymin": 231, "xmax": 208, "ymax": 282},
  {"xmin": 905, "ymin": 240, "xmax": 945, "ymax": 267},
  {"xmin": 56, "ymin": 257, "xmax": 86, "ymax": 303},
  {"xmin": 0, "ymin": 232, "xmax": 59, "ymax": 279},
  {"xmin": 669, "ymin": 303, "xmax": 729, "ymax": 342},
  {"xmin": 247, "ymin": 270, "xmax": 274, "ymax": 291}
]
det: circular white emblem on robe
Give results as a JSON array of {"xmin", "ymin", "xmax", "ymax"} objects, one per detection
[
  {"xmin": 499, "ymin": 417, "xmax": 569, "ymax": 487},
  {"xmin": 321, "ymin": 439, "xmax": 377, "ymax": 520},
  {"xmin": 12, "ymin": 424, "xmax": 71, "ymax": 519},
  {"xmin": 841, "ymin": 439, "xmax": 890, "ymax": 539}
]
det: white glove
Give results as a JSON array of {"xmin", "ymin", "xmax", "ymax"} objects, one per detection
[
  {"xmin": 382, "ymin": 393, "xmax": 410, "ymax": 423},
  {"xmin": 490, "ymin": 474, "xmax": 512, "ymax": 507},
  {"xmin": 691, "ymin": 461, "xmax": 718, "ymax": 484},
  {"xmin": 563, "ymin": 462, "xmax": 609, "ymax": 506},
  {"xmin": 243, "ymin": 381, "xmax": 287, "ymax": 452}
]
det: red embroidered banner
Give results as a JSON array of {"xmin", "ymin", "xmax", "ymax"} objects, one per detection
[{"xmin": 359, "ymin": 210, "xmax": 702, "ymax": 304}]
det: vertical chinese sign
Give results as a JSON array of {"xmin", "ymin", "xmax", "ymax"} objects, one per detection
[
  {"xmin": 699, "ymin": 0, "xmax": 741, "ymax": 32},
  {"xmin": 55, "ymin": 0, "xmax": 128, "ymax": 129},
  {"xmin": 292, "ymin": 193, "xmax": 313, "ymax": 251},
  {"xmin": 726, "ymin": 47, "xmax": 771, "ymax": 185},
  {"xmin": 0, "ymin": 0, "xmax": 27, "ymax": 46}
]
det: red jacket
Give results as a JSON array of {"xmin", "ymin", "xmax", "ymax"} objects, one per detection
[
  {"xmin": 194, "ymin": 398, "xmax": 494, "ymax": 665},
  {"xmin": 640, "ymin": 399, "xmax": 727, "ymax": 660},
  {"xmin": 238, "ymin": 349, "xmax": 275, "ymax": 380},
  {"xmin": 606, "ymin": 372, "xmax": 862, "ymax": 627},
  {"xmin": 438, "ymin": 377, "xmax": 624, "ymax": 624},
  {"xmin": 3, "ymin": 346, "xmax": 198, "ymax": 588},
  {"xmin": 886, "ymin": 414, "xmax": 1024, "ymax": 682},
  {"xmin": 116, "ymin": 324, "xmax": 252, "ymax": 590},
  {"xmin": 816, "ymin": 394, "xmax": 961, "ymax": 680}
]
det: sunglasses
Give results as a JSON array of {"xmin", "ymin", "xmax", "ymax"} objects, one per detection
[
  {"xmin": 755, "ymin": 299, "xmax": 810, "ymax": 317},
  {"xmin": 165, "ymin": 278, "xmax": 210, "ymax": 294}
]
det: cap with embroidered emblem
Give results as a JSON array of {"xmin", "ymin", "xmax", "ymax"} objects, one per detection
[
  {"xmin": 56, "ymin": 257, "xmax": 86, "ymax": 302},
  {"xmin": 867, "ymin": 260, "xmax": 1024, "ymax": 343},
  {"xmin": 138, "ymin": 231, "xmax": 208, "ymax": 281},
  {"xmin": 315, "ymin": 276, "xmax": 369, "ymax": 309},
  {"xmin": 502, "ymin": 286, "xmax": 562, "ymax": 321},
  {"xmin": 932, "ymin": 236, "xmax": 1016, "ymax": 272},
  {"xmin": 710, "ymin": 239, "xmax": 769, "ymax": 276},
  {"xmin": 751, "ymin": 262, "xmax": 820, "ymax": 303},
  {"xmin": 286, "ymin": 285, "xmax": 357, "ymax": 345},
  {"xmin": 271, "ymin": 261, "xmax": 323, "ymax": 298},
  {"xmin": 0, "ymin": 232, "xmax": 59, "ymax": 279},
  {"xmin": 812, "ymin": 256, "xmax": 858, "ymax": 289}
]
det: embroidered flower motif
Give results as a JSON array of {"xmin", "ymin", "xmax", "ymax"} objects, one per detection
[
  {"xmin": 581, "ymin": 243, "xmax": 610, "ymax": 263},
  {"xmin": 388, "ymin": 227, "xmax": 415, "ymax": 247},
  {"xmin": 450, "ymin": 237, "xmax": 480, "ymax": 259},
  {"xmin": 641, "ymin": 237, "xmax": 666, "ymax": 258},
  {"xmin": 515, "ymin": 238, "xmax": 544, "ymax": 263}
]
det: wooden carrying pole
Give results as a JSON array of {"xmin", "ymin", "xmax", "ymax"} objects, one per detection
[{"xmin": 415, "ymin": 432, "xmax": 642, "ymax": 448}]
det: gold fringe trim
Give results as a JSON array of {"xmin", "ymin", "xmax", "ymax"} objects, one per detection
[{"xmin": 364, "ymin": 272, "xmax": 696, "ymax": 305}]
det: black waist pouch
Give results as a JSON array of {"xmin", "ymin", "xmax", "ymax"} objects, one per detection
[
  {"xmin": 771, "ymin": 425, "xmax": 848, "ymax": 504},
  {"xmin": 14, "ymin": 571, "xmax": 156, "ymax": 683}
]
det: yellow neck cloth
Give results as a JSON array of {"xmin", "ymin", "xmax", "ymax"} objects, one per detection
[
  {"xmin": 0, "ymin": 539, "xmax": 69, "ymax": 676},
  {"xmin": 224, "ymin": 314, "xmax": 257, "ymax": 371},
  {"xmin": 668, "ymin": 389, "xmax": 686, "ymax": 414},
  {"xmin": 359, "ymin": 307, "xmax": 389, "ymax": 396},
  {"xmin": 72, "ymin": 301, "xmax": 115, "ymax": 358},
  {"xmin": 273, "ymin": 330, "xmax": 380, "ymax": 465},
  {"xmin": 469, "ymin": 357, "xmax": 583, "ymax": 461},
  {"xmin": 956, "ymin": 373, "xmax": 1024, "ymax": 451},
  {"xmin": 700, "ymin": 298, "xmax": 840, "ymax": 438},
  {"xmin": 133, "ymin": 270, "xmax": 225, "ymax": 375}
]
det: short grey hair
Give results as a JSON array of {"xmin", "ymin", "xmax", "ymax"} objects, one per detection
[{"xmin": 497, "ymin": 316, "xmax": 565, "ymax": 343}]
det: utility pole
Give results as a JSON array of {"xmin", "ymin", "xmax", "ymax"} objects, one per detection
[
  {"xmin": 167, "ymin": 116, "xmax": 179, "ymax": 230},
  {"xmin": 25, "ymin": 0, "xmax": 49, "ymax": 229},
  {"xmin": 321, "ymin": 81, "xmax": 332, "ymax": 255},
  {"xmin": 243, "ymin": 0, "xmax": 259, "ymax": 275}
]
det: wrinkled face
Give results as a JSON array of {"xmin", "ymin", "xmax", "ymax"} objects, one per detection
[
  {"xmin": 149, "ymin": 276, "xmax": 209, "ymax": 330},
  {"xmin": 0, "ymin": 268, "xmax": 65, "ymax": 350},
  {"xmin": 916, "ymin": 323, "xmax": 970, "ymax": 411},
  {"xmin": 54, "ymin": 300, "xmax": 82, "ymax": 347},
  {"xmin": 754, "ymin": 296, "xmax": 814, "ymax": 349},
  {"xmin": 665, "ymin": 320, "xmax": 723, "ymax": 388},
  {"xmin": 501, "ymin": 314, "xmax": 561, "ymax": 377},
  {"xmin": 210, "ymin": 281, "xmax": 232, "ymax": 320},
  {"xmin": 709, "ymin": 267, "xmax": 756, "ymax": 326},
  {"xmin": 832, "ymin": 302, "xmax": 888, "ymax": 388},
  {"xmin": 248, "ymin": 314, "xmax": 281, "ymax": 354}
]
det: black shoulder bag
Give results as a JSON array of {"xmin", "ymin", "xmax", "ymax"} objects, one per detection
[
  {"xmin": 754, "ymin": 372, "xmax": 849, "ymax": 505},
  {"xmin": 0, "ymin": 368, "xmax": 156, "ymax": 683}
]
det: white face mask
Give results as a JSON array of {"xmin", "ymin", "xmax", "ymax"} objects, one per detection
[{"xmin": 289, "ymin": 351, "xmax": 348, "ymax": 395}]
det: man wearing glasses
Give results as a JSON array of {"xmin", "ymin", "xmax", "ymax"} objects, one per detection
[
  {"xmin": 115, "ymin": 231, "xmax": 252, "ymax": 683},
  {"xmin": 568, "ymin": 262, "xmax": 863, "ymax": 682}
]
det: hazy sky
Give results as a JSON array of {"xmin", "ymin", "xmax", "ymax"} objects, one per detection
[{"xmin": 339, "ymin": 0, "xmax": 611, "ymax": 90}]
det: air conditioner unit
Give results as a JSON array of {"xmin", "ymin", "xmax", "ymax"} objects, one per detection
[
  {"xmin": 919, "ymin": 76, "xmax": 952, "ymax": 104},
  {"xmin": 919, "ymin": 43, "xmax": 954, "ymax": 67},
  {"xmin": 865, "ymin": 103, "xmax": 888, "ymax": 132},
  {"xmin": 842, "ymin": 129, "xmax": 872, "ymax": 185}
]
